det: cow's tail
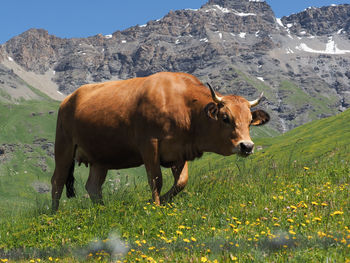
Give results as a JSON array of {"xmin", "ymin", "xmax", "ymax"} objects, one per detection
[{"xmin": 65, "ymin": 146, "xmax": 77, "ymax": 198}]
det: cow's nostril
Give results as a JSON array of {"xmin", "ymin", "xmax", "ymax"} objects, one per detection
[{"xmin": 240, "ymin": 142, "xmax": 254, "ymax": 154}]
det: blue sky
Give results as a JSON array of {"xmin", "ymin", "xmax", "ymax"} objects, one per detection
[{"xmin": 1, "ymin": 0, "xmax": 349, "ymax": 44}]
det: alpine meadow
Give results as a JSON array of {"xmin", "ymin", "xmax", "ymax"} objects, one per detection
[
  {"xmin": 0, "ymin": 84, "xmax": 349, "ymax": 262},
  {"xmin": 1, "ymin": 0, "xmax": 350, "ymax": 262}
]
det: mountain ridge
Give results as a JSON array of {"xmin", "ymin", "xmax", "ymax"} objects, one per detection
[{"xmin": 0, "ymin": 0, "xmax": 349, "ymax": 132}]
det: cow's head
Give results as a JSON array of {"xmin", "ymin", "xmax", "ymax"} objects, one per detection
[{"xmin": 203, "ymin": 83, "xmax": 270, "ymax": 157}]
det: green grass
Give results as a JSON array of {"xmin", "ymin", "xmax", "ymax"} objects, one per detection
[
  {"xmin": 278, "ymin": 80, "xmax": 339, "ymax": 125},
  {"xmin": 0, "ymin": 100, "xmax": 59, "ymax": 143},
  {"xmin": 0, "ymin": 99, "xmax": 60, "ymax": 218},
  {"xmin": 0, "ymin": 101, "xmax": 349, "ymax": 262},
  {"xmin": 257, "ymin": 108, "xmax": 350, "ymax": 164},
  {"xmin": 0, "ymin": 149, "xmax": 349, "ymax": 262}
]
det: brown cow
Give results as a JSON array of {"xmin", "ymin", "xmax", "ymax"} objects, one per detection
[{"xmin": 51, "ymin": 72, "xmax": 269, "ymax": 210}]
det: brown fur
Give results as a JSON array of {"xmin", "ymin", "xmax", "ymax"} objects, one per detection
[{"xmin": 51, "ymin": 72, "xmax": 269, "ymax": 210}]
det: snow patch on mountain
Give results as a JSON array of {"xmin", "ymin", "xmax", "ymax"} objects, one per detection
[
  {"xmin": 276, "ymin": 18, "xmax": 284, "ymax": 28},
  {"xmin": 239, "ymin": 32, "xmax": 246, "ymax": 38},
  {"xmin": 296, "ymin": 37, "xmax": 350, "ymax": 55}
]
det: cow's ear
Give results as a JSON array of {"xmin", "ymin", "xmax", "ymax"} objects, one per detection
[
  {"xmin": 251, "ymin": 110, "xmax": 270, "ymax": 126},
  {"xmin": 205, "ymin": 102, "xmax": 219, "ymax": 120}
]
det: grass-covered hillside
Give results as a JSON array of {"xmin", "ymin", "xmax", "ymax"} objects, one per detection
[
  {"xmin": 0, "ymin": 96, "xmax": 349, "ymax": 262},
  {"xmin": 0, "ymin": 93, "xmax": 59, "ymax": 215}
]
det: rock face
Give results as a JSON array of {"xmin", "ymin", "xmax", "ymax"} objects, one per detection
[
  {"xmin": 0, "ymin": 0, "xmax": 350, "ymax": 132},
  {"xmin": 3, "ymin": 29, "xmax": 59, "ymax": 74},
  {"xmin": 281, "ymin": 4, "xmax": 350, "ymax": 36}
]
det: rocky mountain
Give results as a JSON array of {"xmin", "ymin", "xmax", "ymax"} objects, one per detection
[{"xmin": 0, "ymin": 0, "xmax": 350, "ymax": 133}]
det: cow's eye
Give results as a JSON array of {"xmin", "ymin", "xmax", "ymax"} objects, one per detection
[{"xmin": 222, "ymin": 114, "xmax": 230, "ymax": 124}]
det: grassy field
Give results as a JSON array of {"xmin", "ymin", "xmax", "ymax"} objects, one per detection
[
  {"xmin": 0, "ymin": 98, "xmax": 349, "ymax": 262},
  {"xmin": 0, "ymin": 99, "xmax": 59, "ymax": 216}
]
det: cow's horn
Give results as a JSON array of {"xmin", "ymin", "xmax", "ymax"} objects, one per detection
[
  {"xmin": 207, "ymin": 83, "xmax": 223, "ymax": 104},
  {"xmin": 249, "ymin": 92, "xmax": 264, "ymax": 107}
]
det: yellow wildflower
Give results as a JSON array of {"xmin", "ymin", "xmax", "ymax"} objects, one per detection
[
  {"xmin": 176, "ymin": 230, "xmax": 183, "ymax": 235},
  {"xmin": 318, "ymin": 231, "xmax": 327, "ymax": 238},
  {"xmin": 230, "ymin": 254, "xmax": 238, "ymax": 261},
  {"xmin": 289, "ymin": 230, "xmax": 296, "ymax": 235},
  {"xmin": 201, "ymin": 256, "xmax": 208, "ymax": 262},
  {"xmin": 332, "ymin": 211, "xmax": 344, "ymax": 216}
]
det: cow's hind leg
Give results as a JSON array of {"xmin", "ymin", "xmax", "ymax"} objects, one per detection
[
  {"xmin": 85, "ymin": 164, "xmax": 108, "ymax": 204},
  {"xmin": 51, "ymin": 143, "xmax": 76, "ymax": 211},
  {"xmin": 161, "ymin": 161, "xmax": 188, "ymax": 203}
]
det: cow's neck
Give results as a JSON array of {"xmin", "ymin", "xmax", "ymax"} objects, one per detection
[{"xmin": 189, "ymin": 93, "xmax": 216, "ymax": 155}]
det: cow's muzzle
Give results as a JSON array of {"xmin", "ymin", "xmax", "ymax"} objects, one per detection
[{"xmin": 238, "ymin": 141, "xmax": 254, "ymax": 156}]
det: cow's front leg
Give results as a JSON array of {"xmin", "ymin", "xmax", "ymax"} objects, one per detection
[
  {"xmin": 140, "ymin": 139, "xmax": 163, "ymax": 205},
  {"xmin": 161, "ymin": 161, "xmax": 188, "ymax": 203}
]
